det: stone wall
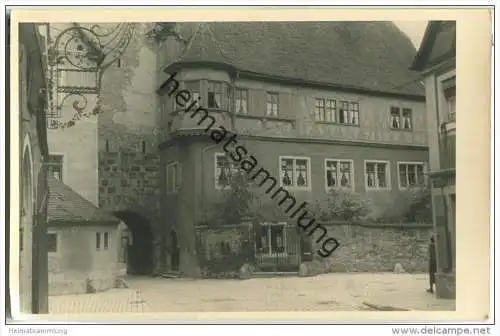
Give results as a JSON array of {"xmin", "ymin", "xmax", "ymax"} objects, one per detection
[
  {"xmin": 96, "ymin": 24, "xmax": 163, "ymax": 273},
  {"xmin": 191, "ymin": 221, "xmax": 433, "ymax": 278},
  {"xmin": 310, "ymin": 222, "xmax": 433, "ymax": 273}
]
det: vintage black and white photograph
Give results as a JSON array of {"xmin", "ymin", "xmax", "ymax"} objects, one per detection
[{"xmin": 14, "ymin": 12, "xmax": 469, "ymax": 318}]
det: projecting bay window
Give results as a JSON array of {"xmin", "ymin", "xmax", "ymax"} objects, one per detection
[
  {"xmin": 174, "ymin": 81, "xmax": 200, "ymax": 111},
  {"xmin": 208, "ymin": 81, "xmax": 225, "ymax": 109},
  {"xmin": 215, "ymin": 153, "xmax": 240, "ymax": 189},
  {"xmin": 279, "ymin": 156, "xmax": 310, "ymax": 189},
  {"xmin": 365, "ymin": 160, "xmax": 390, "ymax": 190},
  {"xmin": 325, "ymin": 159, "xmax": 354, "ymax": 190},
  {"xmin": 398, "ymin": 162, "xmax": 426, "ymax": 189}
]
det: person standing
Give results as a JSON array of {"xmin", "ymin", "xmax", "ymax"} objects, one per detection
[{"xmin": 427, "ymin": 235, "xmax": 437, "ymax": 293}]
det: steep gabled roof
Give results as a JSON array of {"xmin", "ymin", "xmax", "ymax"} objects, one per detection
[
  {"xmin": 168, "ymin": 21, "xmax": 424, "ymax": 97},
  {"xmin": 48, "ymin": 176, "xmax": 119, "ymax": 225},
  {"xmin": 411, "ymin": 21, "xmax": 456, "ymax": 72}
]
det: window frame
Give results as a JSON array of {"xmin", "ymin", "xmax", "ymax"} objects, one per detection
[
  {"xmin": 166, "ymin": 161, "xmax": 181, "ymax": 195},
  {"xmin": 214, "ymin": 152, "xmax": 240, "ymax": 190},
  {"xmin": 266, "ymin": 92, "xmax": 279, "ymax": 117},
  {"xmin": 390, "ymin": 106, "xmax": 413, "ymax": 131},
  {"xmin": 103, "ymin": 232, "xmax": 109, "ymax": 250},
  {"xmin": 337, "ymin": 100, "xmax": 360, "ymax": 126},
  {"xmin": 207, "ymin": 80, "xmax": 225, "ymax": 110},
  {"xmin": 255, "ymin": 222, "xmax": 289, "ymax": 257},
  {"xmin": 47, "ymin": 154, "xmax": 65, "ymax": 181},
  {"xmin": 324, "ymin": 158, "xmax": 355, "ymax": 191},
  {"xmin": 47, "ymin": 232, "xmax": 58, "ymax": 253},
  {"xmin": 364, "ymin": 160, "xmax": 391, "ymax": 191},
  {"xmin": 96, "ymin": 232, "xmax": 101, "ymax": 251},
  {"xmin": 235, "ymin": 87, "xmax": 248, "ymax": 115},
  {"xmin": 397, "ymin": 161, "xmax": 427, "ymax": 190},
  {"xmin": 278, "ymin": 155, "xmax": 312, "ymax": 191}
]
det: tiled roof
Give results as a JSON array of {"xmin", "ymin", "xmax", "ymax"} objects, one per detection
[
  {"xmin": 171, "ymin": 21, "xmax": 424, "ymax": 97},
  {"xmin": 47, "ymin": 176, "xmax": 120, "ymax": 224}
]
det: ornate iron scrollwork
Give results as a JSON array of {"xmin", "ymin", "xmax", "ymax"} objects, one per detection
[{"xmin": 46, "ymin": 23, "xmax": 137, "ymax": 129}]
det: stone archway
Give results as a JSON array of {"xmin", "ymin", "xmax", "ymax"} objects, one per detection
[
  {"xmin": 20, "ymin": 135, "xmax": 34, "ymax": 313},
  {"xmin": 114, "ymin": 210, "xmax": 154, "ymax": 275}
]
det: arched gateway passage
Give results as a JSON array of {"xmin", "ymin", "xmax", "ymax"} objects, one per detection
[{"xmin": 114, "ymin": 210, "xmax": 154, "ymax": 275}]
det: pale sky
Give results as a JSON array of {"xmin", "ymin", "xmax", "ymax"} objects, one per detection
[{"xmin": 393, "ymin": 20, "xmax": 429, "ymax": 49}]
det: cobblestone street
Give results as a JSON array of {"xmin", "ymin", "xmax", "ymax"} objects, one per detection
[{"xmin": 49, "ymin": 273, "xmax": 455, "ymax": 313}]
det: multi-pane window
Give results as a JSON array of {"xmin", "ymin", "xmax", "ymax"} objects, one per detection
[
  {"xmin": 47, "ymin": 233, "xmax": 57, "ymax": 253},
  {"xmin": 47, "ymin": 155, "xmax": 63, "ymax": 181},
  {"xmin": 208, "ymin": 81, "xmax": 224, "ymax": 109},
  {"xmin": 365, "ymin": 161, "xmax": 390, "ymax": 189},
  {"xmin": 315, "ymin": 98, "xmax": 337, "ymax": 122},
  {"xmin": 266, "ymin": 92, "xmax": 279, "ymax": 117},
  {"xmin": 166, "ymin": 162, "xmax": 182, "ymax": 194},
  {"xmin": 215, "ymin": 153, "xmax": 240, "ymax": 189},
  {"xmin": 398, "ymin": 162, "xmax": 425, "ymax": 189},
  {"xmin": 96, "ymin": 232, "xmax": 109, "ymax": 250},
  {"xmin": 235, "ymin": 88, "xmax": 248, "ymax": 114},
  {"xmin": 255, "ymin": 222, "xmax": 287, "ymax": 255},
  {"xmin": 325, "ymin": 159, "xmax": 353, "ymax": 189},
  {"xmin": 279, "ymin": 156, "xmax": 310, "ymax": 188},
  {"xmin": 390, "ymin": 107, "xmax": 413, "ymax": 130},
  {"xmin": 338, "ymin": 101, "xmax": 360, "ymax": 125}
]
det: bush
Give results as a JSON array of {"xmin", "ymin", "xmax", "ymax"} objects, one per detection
[
  {"xmin": 203, "ymin": 171, "xmax": 255, "ymax": 227},
  {"xmin": 403, "ymin": 186, "xmax": 432, "ymax": 223},
  {"xmin": 315, "ymin": 188, "xmax": 372, "ymax": 222}
]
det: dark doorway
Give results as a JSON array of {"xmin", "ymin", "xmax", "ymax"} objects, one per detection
[
  {"xmin": 114, "ymin": 210, "xmax": 154, "ymax": 275},
  {"xmin": 170, "ymin": 230, "xmax": 180, "ymax": 272}
]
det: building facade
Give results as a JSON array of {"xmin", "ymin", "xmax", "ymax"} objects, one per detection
[
  {"xmin": 18, "ymin": 23, "xmax": 50, "ymax": 314},
  {"xmin": 154, "ymin": 22, "xmax": 430, "ymax": 276},
  {"xmin": 411, "ymin": 21, "xmax": 456, "ymax": 299},
  {"xmin": 46, "ymin": 176, "xmax": 125, "ymax": 295},
  {"xmin": 37, "ymin": 23, "xmax": 162, "ymax": 275}
]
